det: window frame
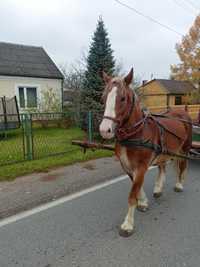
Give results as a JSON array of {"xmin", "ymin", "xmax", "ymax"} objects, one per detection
[
  {"xmin": 175, "ymin": 95, "xmax": 182, "ymax": 105},
  {"xmin": 15, "ymin": 84, "xmax": 40, "ymax": 109},
  {"xmin": 18, "ymin": 87, "xmax": 25, "ymax": 108}
]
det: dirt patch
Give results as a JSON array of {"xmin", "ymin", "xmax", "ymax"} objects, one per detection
[
  {"xmin": 41, "ymin": 174, "xmax": 60, "ymax": 182},
  {"xmin": 82, "ymin": 163, "xmax": 96, "ymax": 170}
]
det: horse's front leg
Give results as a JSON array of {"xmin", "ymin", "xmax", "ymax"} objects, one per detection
[{"xmin": 119, "ymin": 165, "xmax": 147, "ymax": 237}]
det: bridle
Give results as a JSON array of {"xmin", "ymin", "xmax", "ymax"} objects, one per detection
[
  {"xmin": 102, "ymin": 115, "xmax": 120, "ymax": 124},
  {"xmin": 100, "ymin": 83, "xmax": 200, "ymax": 161},
  {"xmin": 102, "ymin": 89, "xmax": 135, "ymax": 128},
  {"xmin": 101, "ymin": 88, "xmax": 186, "ymax": 143}
]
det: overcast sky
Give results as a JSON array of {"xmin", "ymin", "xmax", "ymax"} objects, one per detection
[{"xmin": 0, "ymin": 0, "xmax": 200, "ymax": 80}]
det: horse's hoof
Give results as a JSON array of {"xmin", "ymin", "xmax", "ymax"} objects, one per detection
[
  {"xmin": 119, "ymin": 228, "xmax": 134, "ymax": 238},
  {"xmin": 137, "ymin": 205, "xmax": 148, "ymax": 212},
  {"xmin": 153, "ymin": 192, "xmax": 162, "ymax": 198},
  {"xmin": 174, "ymin": 187, "xmax": 183, "ymax": 193}
]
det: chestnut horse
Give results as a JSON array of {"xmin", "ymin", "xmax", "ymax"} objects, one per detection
[{"xmin": 99, "ymin": 68, "xmax": 192, "ymax": 237}]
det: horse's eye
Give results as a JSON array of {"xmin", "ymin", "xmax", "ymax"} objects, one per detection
[
  {"xmin": 112, "ymin": 81, "xmax": 117, "ymax": 86},
  {"xmin": 121, "ymin": 96, "xmax": 125, "ymax": 102},
  {"xmin": 101, "ymin": 96, "xmax": 105, "ymax": 104}
]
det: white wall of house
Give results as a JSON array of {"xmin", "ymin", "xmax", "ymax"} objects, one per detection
[{"xmin": 0, "ymin": 75, "xmax": 62, "ymax": 112}]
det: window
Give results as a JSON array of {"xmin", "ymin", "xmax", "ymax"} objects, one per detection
[
  {"xmin": 27, "ymin": 87, "xmax": 37, "ymax": 108},
  {"xmin": 175, "ymin": 96, "xmax": 182, "ymax": 105},
  {"xmin": 19, "ymin": 87, "xmax": 25, "ymax": 108},
  {"xmin": 18, "ymin": 86, "xmax": 37, "ymax": 108}
]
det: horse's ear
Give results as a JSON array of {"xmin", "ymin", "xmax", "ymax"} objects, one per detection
[
  {"xmin": 124, "ymin": 68, "xmax": 133, "ymax": 86},
  {"xmin": 102, "ymin": 71, "xmax": 111, "ymax": 84}
]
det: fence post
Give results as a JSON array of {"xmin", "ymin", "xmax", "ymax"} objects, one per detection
[
  {"xmin": 88, "ymin": 111, "xmax": 93, "ymax": 142},
  {"xmin": 22, "ymin": 114, "xmax": 33, "ymax": 160}
]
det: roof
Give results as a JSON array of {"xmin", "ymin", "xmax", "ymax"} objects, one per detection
[
  {"xmin": 142, "ymin": 79, "xmax": 196, "ymax": 95},
  {"xmin": 0, "ymin": 42, "xmax": 63, "ymax": 79}
]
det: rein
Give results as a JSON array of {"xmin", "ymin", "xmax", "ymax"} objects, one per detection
[
  {"xmin": 116, "ymin": 112, "xmax": 191, "ymax": 159},
  {"xmin": 102, "ymin": 86, "xmax": 200, "ymax": 160},
  {"xmin": 104, "ymin": 91, "xmax": 199, "ymax": 160},
  {"xmin": 151, "ymin": 112, "xmax": 200, "ymax": 127},
  {"xmin": 117, "ymin": 111, "xmax": 198, "ymax": 159}
]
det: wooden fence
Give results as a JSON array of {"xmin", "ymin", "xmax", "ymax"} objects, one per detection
[{"xmin": 148, "ymin": 104, "xmax": 200, "ymax": 120}]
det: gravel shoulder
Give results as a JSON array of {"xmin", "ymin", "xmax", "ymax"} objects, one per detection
[{"xmin": 0, "ymin": 157, "xmax": 124, "ymax": 219}]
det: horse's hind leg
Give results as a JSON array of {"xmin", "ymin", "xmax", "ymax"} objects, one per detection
[
  {"xmin": 174, "ymin": 159, "xmax": 187, "ymax": 192},
  {"xmin": 137, "ymin": 187, "xmax": 149, "ymax": 212},
  {"xmin": 153, "ymin": 163, "xmax": 166, "ymax": 198}
]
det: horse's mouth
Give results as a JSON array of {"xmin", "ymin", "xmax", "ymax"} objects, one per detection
[
  {"xmin": 100, "ymin": 131, "xmax": 115, "ymax": 139},
  {"xmin": 99, "ymin": 119, "xmax": 116, "ymax": 139}
]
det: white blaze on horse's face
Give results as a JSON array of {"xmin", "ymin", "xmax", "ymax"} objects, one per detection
[{"xmin": 99, "ymin": 86, "xmax": 117, "ymax": 139}]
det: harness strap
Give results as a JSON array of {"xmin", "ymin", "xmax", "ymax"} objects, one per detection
[
  {"xmin": 120, "ymin": 90, "xmax": 135, "ymax": 126},
  {"xmin": 148, "ymin": 115, "xmax": 183, "ymax": 141},
  {"xmin": 119, "ymin": 139, "xmax": 162, "ymax": 154},
  {"xmin": 116, "ymin": 113, "xmax": 148, "ymax": 141},
  {"xmin": 118, "ymin": 138, "xmax": 194, "ymax": 160},
  {"xmin": 103, "ymin": 116, "xmax": 119, "ymax": 123},
  {"xmin": 151, "ymin": 113, "xmax": 199, "ymax": 126}
]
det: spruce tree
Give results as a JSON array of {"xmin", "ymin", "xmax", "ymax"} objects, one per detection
[{"xmin": 82, "ymin": 16, "xmax": 115, "ymax": 116}]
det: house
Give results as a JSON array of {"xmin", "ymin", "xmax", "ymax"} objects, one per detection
[
  {"xmin": 140, "ymin": 79, "xmax": 196, "ymax": 107},
  {"xmin": 0, "ymin": 42, "xmax": 64, "ymax": 111}
]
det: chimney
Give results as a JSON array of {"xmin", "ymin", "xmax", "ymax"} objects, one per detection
[{"xmin": 142, "ymin": 80, "xmax": 148, "ymax": 86}]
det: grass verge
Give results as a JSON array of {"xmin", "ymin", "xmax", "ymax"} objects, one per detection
[
  {"xmin": 0, "ymin": 126, "xmax": 113, "ymax": 181},
  {"xmin": 0, "ymin": 149, "xmax": 113, "ymax": 181}
]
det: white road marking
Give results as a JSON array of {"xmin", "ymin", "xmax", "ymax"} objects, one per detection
[{"xmin": 0, "ymin": 166, "xmax": 157, "ymax": 228}]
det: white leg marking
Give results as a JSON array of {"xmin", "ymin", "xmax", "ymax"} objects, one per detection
[
  {"xmin": 121, "ymin": 205, "xmax": 136, "ymax": 232},
  {"xmin": 154, "ymin": 169, "xmax": 165, "ymax": 194},
  {"xmin": 138, "ymin": 187, "xmax": 148, "ymax": 208},
  {"xmin": 174, "ymin": 159, "xmax": 188, "ymax": 192},
  {"xmin": 175, "ymin": 182, "xmax": 183, "ymax": 190}
]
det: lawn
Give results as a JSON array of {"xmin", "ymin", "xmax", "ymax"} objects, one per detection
[
  {"xmin": 0, "ymin": 128, "xmax": 24, "ymax": 165},
  {"xmin": 0, "ymin": 126, "xmax": 113, "ymax": 181}
]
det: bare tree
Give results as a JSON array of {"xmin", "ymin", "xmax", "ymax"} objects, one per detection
[{"xmin": 59, "ymin": 63, "xmax": 85, "ymax": 124}]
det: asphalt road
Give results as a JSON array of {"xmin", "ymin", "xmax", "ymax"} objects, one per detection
[{"xmin": 0, "ymin": 161, "xmax": 200, "ymax": 267}]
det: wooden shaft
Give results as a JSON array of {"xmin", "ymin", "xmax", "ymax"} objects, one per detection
[{"xmin": 72, "ymin": 140, "xmax": 115, "ymax": 151}]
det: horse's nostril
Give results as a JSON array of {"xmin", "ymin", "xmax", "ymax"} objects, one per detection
[{"xmin": 108, "ymin": 128, "xmax": 111, "ymax": 133}]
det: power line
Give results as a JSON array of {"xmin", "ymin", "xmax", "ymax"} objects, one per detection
[
  {"xmin": 171, "ymin": 0, "xmax": 197, "ymax": 15},
  {"xmin": 114, "ymin": 0, "xmax": 183, "ymax": 36},
  {"xmin": 183, "ymin": 0, "xmax": 200, "ymax": 10}
]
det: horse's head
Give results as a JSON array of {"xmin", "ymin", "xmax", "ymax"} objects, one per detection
[{"xmin": 99, "ymin": 68, "xmax": 134, "ymax": 139}]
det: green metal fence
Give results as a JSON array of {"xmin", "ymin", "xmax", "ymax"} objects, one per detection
[{"xmin": 0, "ymin": 111, "xmax": 96, "ymax": 166}]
